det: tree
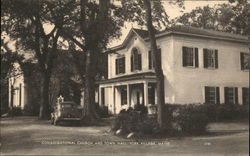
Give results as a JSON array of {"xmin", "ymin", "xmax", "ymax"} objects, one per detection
[
  {"xmin": 1, "ymin": 0, "xmax": 74, "ymax": 119},
  {"xmin": 174, "ymin": 2, "xmax": 250, "ymax": 35},
  {"xmin": 49, "ymin": 50, "xmax": 83, "ymax": 107},
  {"xmin": 173, "ymin": 5, "xmax": 217, "ymax": 30},
  {"xmin": 118, "ymin": 0, "xmax": 184, "ymax": 129},
  {"xmin": 60, "ymin": 0, "xmax": 123, "ymax": 123},
  {"xmin": 143, "ymin": 0, "xmax": 166, "ymax": 129}
]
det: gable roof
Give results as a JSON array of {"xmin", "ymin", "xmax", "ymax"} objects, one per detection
[
  {"xmin": 167, "ymin": 25, "xmax": 247, "ymax": 41},
  {"xmin": 133, "ymin": 28, "xmax": 149, "ymax": 38},
  {"xmin": 106, "ymin": 25, "xmax": 248, "ymax": 53}
]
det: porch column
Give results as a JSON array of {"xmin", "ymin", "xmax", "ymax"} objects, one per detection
[
  {"xmin": 127, "ymin": 84, "xmax": 130, "ymax": 106},
  {"xmin": 112, "ymin": 85, "xmax": 116, "ymax": 114},
  {"xmin": 144, "ymin": 81, "xmax": 148, "ymax": 106},
  {"xmin": 238, "ymin": 88, "xmax": 242, "ymax": 105}
]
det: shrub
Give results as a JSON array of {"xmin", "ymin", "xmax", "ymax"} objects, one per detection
[
  {"xmin": 23, "ymin": 104, "xmax": 39, "ymax": 116},
  {"xmin": 134, "ymin": 104, "xmax": 148, "ymax": 115},
  {"xmin": 201, "ymin": 103, "xmax": 218, "ymax": 122},
  {"xmin": 112, "ymin": 110, "xmax": 142, "ymax": 133},
  {"xmin": 137, "ymin": 116, "xmax": 158, "ymax": 134},
  {"xmin": 173, "ymin": 104, "xmax": 209, "ymax": 134},
  {"xmin": 202, "ymin": 103, "xmax": 249, "ymax": 122},
  {"xmin": 96, "ymin": 105, "xmax": 110, "ymax": 118},
  {"xmin": 8, "ymin": 107, "xmax": 22, "ymax": 116},
  {"xmin": 216, "ymin": 104, "xmax": 249, "ymax": 121}
]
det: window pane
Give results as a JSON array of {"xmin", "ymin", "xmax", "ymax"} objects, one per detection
[
  {"xmin": 243, "ymin": 53, "xmax": 249, "ymax": 70},
  {"xmin": 132, "ymin": 48, "xmax": 141, "ymax": 71},
  {"xmin": 206, "ymin": 87, "xmax": 216, "ymax": 104},
  {"xmin": 116, "ymin": 57, "xmax": 125, "ymax": 74},
  {"xmin": 207, "ymin": 50, "xmax": 215, "ymax": 68},
  {"xmin": 183, "ymin": 47, "xmax": 195, "ymax": 67},
  {"xmin": 186, "ymin": 48, "xmax": 194, "ymax": 66},
  {"xmin": 227, "ymin": 88, "xmax": 235, "ymax": 104}
]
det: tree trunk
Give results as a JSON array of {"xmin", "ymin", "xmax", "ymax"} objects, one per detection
[
  {"xmin": 82, "ymin": 49, "xmax": 99, "ymax": 123},
  {"xmin": 10, "ymin": 85, "xmax": 14, "ymax": 109},
  {"xmin": 143, "ymin": 0, "xmax": 169, "ymax": 129},
  {"xmin": 39, "ymin": 73, "xmax": 50, "ymax": 119}
]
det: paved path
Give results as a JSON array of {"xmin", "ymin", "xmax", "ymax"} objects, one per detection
[{"xmin": 0, "ymin": 116, "xmax": 249, "ymax": 156}]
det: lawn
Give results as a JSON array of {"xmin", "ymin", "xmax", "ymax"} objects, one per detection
[{"xmin": 0, "ymin": 116, "xmax": 249, "ymax": 156}]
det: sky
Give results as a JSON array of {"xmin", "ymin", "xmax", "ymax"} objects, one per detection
[{"xmin": 108, "ymin": 0, "xmax": 229, "ymax": 47}]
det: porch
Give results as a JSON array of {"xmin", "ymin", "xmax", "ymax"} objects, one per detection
[{"xmin": 96, "ymin": 72, "xmax": 157, "ymax": 114}]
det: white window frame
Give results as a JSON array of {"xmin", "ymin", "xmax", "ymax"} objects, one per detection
[
  {"xmin": 227, "ymin": 87, "xmax": 235, "ymax": 104},
  {"xmin": 116, "ymin": 56, "xmax": 125, "ymax": 75},
  {"xmin": 205, "ymin": 86, "xmax": 218, "ymax": 104},
  {"xmin": 206, "ymin": 49, "xmax": 216, "ymax": 68},
  {"xmin": 241, "ymin": 52, "xmax": 249, "ymax": 71}
]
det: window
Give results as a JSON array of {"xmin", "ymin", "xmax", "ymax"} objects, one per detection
[
  {"xmin": 205, "ymin": 86, "xmax": 220, "ymax": 104},
  {"xmin": 182, "ymin": 46, "xmax": 199, "ymax": 67},
  {"xmin": 240, "ymin": 52, "xmax": 249, "ymax": 70},
  {"xmin": 120, "ymin": 87, "xmax": 127, "ymax": 105},
  {"xmin": 131, "ymin": 48, "xmax": 142, "ymax": 71},
  {"xmin": 224, "ymin": 87, "xmax": 238, "ymax": 104},
  {"xmin": 115, "ymin": 56, "xmax": 125, "ymax": 74},
  {"xmin": 204, "ymin": 49, "xmax": 218, "ymax": 69},
  {"xmin": 242, "ymin": 87, "xmax": 249, "ymax": 105},
  {"xmin": 149, "ymin": 48, "xmax": 161, "ymax": 69}
]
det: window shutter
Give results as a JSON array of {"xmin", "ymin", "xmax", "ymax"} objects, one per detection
[
  {"xmin": 115, "ymin": 59, "xmax": 118, "ymax": 74},
  {"xmin": 216, "ymin": 87, "xmax": 220, "ymax": 104},
  {"xmin": 215, "ymin": 50, "xmax": 218, "ymax": 68},
  {"xmin": 148, "ymin": 50, "xmax": 152, "ymax": 69},
  {"xmin": 224, "ymin": 87, "xmax": 228, "ymax": 104},
  {"xmin": 195, "ymin": 48, "xmax": 199, "ymax": 67},
  {"xmin": 234, "ymin": 87, "xmax": 238, "ymax": 104},
  {"xmin": 182, "ymin": 47, "xmax": 187, "ymax": 66},
  {"xmin": 203, "ymin": 49, "xmax": 208, "ymax": 68},
  {"xmin": 158, "ymin": 48, "xmax": 162, "ymax": 68},
  {"xmin": 138, "ymin": 53, "xmax": 142, "ymax": 70},
  {"xmin": 240, "ymin": 53, "xmax": 244, "ymax": 70},
  {"xmin": 122, "ymin": 57, "xmax": 125, "ymax": 73},
  {"xmin": 205, "ymin": 86, "xmax": 209, "ymax": 103},
  {"xmin": 131, "ymin": 55, "xmax": 134, "ymax": 72},
  {"xmin": 242, "ymin": 88, "xmax": 249, "ymax": 105}
]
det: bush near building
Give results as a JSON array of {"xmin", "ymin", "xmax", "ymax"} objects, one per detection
[
  {"xmin": 111, "ymin": 103, "xmax": 249, "ymax": 137},
  {"xmin": 112, "ymin": 104, "xmax": 209, "ymax": 136},
  {"xmin": 200, "ymin": 103, "xmax": 249, "ymax": 122}
]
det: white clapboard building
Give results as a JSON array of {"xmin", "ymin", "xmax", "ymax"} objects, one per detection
[{"xmin": 96, "ymin": 25, "xmax": 249, "ymax": 114}]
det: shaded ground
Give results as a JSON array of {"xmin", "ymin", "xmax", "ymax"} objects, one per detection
[{"xmin": 0, "ymin": 116, "xmax": 249, "ymax": 156}]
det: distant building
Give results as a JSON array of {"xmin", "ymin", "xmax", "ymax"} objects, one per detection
[
  {"xmin": 96, "ymin": 25, "xmax": 249, "ymax": 114},
  {"xmin": 8, "ymin": 63, "xmax": 27, "ymax": 109}
]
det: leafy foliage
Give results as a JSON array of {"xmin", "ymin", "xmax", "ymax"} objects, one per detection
[
  {"xmin": 203, "ymin": 103, "xmax": 249, "ymax": 121},
  {"xmin": 173, "ymin": 2, "xmax": 250, "ymax": 35},
  {"xmin": 118, "ymin": 0, "xmax": 177, "ymax": 30},
  {"xmin": 172, "ymin": 104, "xmax": 209, "ymax": 134}
]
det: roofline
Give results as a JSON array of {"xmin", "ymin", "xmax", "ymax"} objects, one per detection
[
  {"xmin": 147, "ymin": 31, "xmax": 249, "ymax": 44},
  {"xmin": 105, "ymin": 29, "xmax": 249, "ymax": 53},
  {"xmin": 105, "ymin": 28, "xmax": 148, "ymax": 53},
  {"xmin": 96, "ymin": 72, "xmax": 156, "ymax": 84}
]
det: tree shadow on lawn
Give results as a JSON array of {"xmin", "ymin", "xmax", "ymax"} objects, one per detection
[{"xmin": 55, "ymin": 117, "xmax": 114, "ymax": 127}]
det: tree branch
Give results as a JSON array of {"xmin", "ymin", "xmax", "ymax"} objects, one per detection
[{"xmin": 60, "ymin": 29, "xmax": 87, "ymax": 52}]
